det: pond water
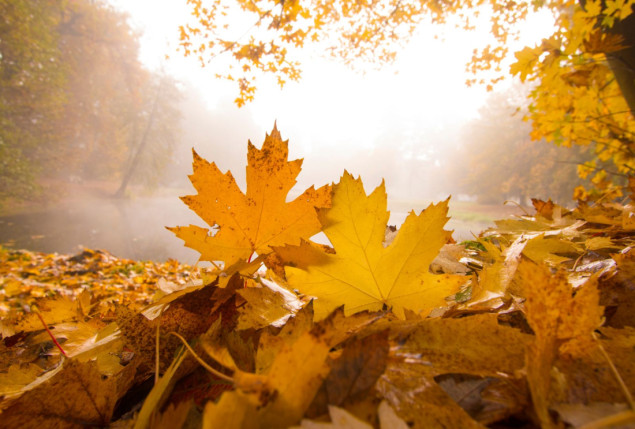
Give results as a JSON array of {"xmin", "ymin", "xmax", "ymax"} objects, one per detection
[{"xmin": 0, "ymin": 195, "xmax": 494, "ymax": 263}]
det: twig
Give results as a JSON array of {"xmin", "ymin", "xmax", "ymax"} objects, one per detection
[
  {"xmin": 504, "ymin": 200, "xmax": 530, "ymax": 216},
  {"xmin": 572, "ymin": 251, "xmax": 587, "ymax": 271}
]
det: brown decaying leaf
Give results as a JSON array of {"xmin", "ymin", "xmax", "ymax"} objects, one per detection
[
  {"xmin": 376, "ymin": 362, "xmax": 485, "ymax": 428},
  {"xmin": 117, "ymin": 280, "xmax": 223, "ymax": 373},
  {"xmin": 324, "ymin": 330, "xmax": 389, "ymax": 406},
  {"xmin": 0, "ymin": 360, "xmax": 120, "ymax": 429}
]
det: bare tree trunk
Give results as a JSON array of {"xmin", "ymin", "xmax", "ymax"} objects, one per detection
[
  {"xmin": 114, "ymin": 81, "xmax": 162, "ymax": 198},
  {"xmin": 605, "ymin": 10, "xmax": 635, "ymax": 114}
]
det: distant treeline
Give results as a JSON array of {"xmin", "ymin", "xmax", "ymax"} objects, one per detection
[{"xmin": 0, "ymin": 0, "xmax": 181, "ymax": 201}]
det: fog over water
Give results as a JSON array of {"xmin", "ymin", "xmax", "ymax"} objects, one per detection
[
  {"xmin": 0, "ymin": 1, "xmax": 554, "ymax": 261},
  {"xmin": 0, "ymin": 193, "xmax": 498, "ymax": 263},
  {"xmin": 0, "ymin": 78, "xmax": 528, "ymax": 262},
  {"xmin": 0, "ymin": 86, "xmax": 507, "ymax": 262}
]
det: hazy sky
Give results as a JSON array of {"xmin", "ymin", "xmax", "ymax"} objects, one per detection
[{"xmin": 108, "ymin": 0, "xmax": 556, "ymax": 198}]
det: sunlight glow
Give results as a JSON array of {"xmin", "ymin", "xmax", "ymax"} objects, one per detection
[{"xmin": 109, "ymin": 0, "xmax": 556, "ymax": 197}]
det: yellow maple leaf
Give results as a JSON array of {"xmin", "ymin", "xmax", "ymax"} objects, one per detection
[
  {"xmin": 203, "ymin": 328, "xmax": 331, "ymax": 429},
  {"xmin": 279, "ymin": 172, "xmax": 466, "ymax": 320},
  {"xmin": 510, "ymin": 45, "xmax": 540, "ymax": 82},
  {"xmin": 168, "ymin": 125, "xmax": 331, "ymax": 265},
  {"xmin": 523, "ymin": 234, "xmax": 579, "ymax": 265}
]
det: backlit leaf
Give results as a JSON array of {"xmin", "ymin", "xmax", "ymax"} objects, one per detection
[
  {"xmin": 169, "ymin": 125, "xmax": 331, "ymax": 265},
  {"xmin": 280, "ymin": 172, "xmax": 466, "ymax": 319}
]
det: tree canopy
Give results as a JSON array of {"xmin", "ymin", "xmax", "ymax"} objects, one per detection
[
  {"xmin": 0, "ymin": 0, "xmax": 181, "ymax": 202},
  {"xmin": 180, "ymin": 0, "xmax": 635, "ymax": 194},
  {"xmin": 449, "ymin": 86, "xmax": 593, "ymax": 204}
]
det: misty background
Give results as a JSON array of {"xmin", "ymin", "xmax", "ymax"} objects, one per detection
[{"xmin": 0, "ymin": 0, "xmax": 590, "ymax": 263}]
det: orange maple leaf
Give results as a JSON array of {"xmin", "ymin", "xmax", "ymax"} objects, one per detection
[
  {"xmin": 518, "ymin": 260, "xmax": 604, "ymax": 428},
  {"xmin": 168, "ymin": 125, "xmax": 331, "ymax": 265},
  {"xmin": 276, "ymin": 172, "xmax": 466, "ymax": 319}
]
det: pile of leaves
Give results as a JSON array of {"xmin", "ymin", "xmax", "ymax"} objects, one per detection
[{"xmin": 1, "ymin": 126, "xmax": 634, "ymax": 429}]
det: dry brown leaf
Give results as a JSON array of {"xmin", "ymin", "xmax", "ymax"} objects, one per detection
[
  {"xmin": 324, "ymin": 330, "xmax": 389, "ymax": 406},
  {"xmin": 376, "ymin": 362, "xmax": 484, "ymax": 428},
  {"xmin": 0, "ymin": 360, "xmax": 119, "ymax": 429}
]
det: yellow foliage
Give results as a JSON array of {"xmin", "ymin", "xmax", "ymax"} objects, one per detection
[
  {"xmin": 180, "ymin": 0, "xmax": 635, "ymax": 193},
  {"xmin": 280, "ymin": 172, "xmax": 465, "ymax": 319},
  {"xmin": 3, "ymin": 127, "xmax": 635, "ymax": 428}
]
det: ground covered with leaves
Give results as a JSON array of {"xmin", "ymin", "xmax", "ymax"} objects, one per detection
[{"xmin": 1, "ymin": 127, "xmax": 634, "ymax": 429}]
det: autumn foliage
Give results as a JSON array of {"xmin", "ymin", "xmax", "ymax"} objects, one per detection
[
  {"xmin": 179, "ymin": 0, "xmax": 635, "ymax": 196},
  {"xmin": 1, "ymin": 127, "xmax": 635, "ymax": 428}
]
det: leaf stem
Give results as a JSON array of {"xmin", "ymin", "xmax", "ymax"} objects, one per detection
[
  {"xmin": 579, "ymin": 410, "xmax": 635, "ymax": 429},
  {"xmin": 168, "ymin": 331, "xmax": 234, "ymax": 383},
  {"xmin": 155, "ymin": 322, "xmax": 160, "ymax": 385},
  {"xmin": 32, "ymin": 305, "xmax": 67, "ymax": 357},
  {"xmin": 593, "ymin": 331, "xmax": 635, "ymax": 410}
]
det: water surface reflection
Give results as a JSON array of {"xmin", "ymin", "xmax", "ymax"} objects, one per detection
[{"xmin": 0, "ymin": 196, "xmax": 494, "ymax": 262}]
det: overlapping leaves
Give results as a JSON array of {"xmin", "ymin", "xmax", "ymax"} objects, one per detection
[{"xmin": 1, "ymin": 128, "xmax": 635, "ymax": 428}]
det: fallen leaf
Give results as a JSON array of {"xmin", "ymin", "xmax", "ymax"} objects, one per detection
[
  {"xmin": 168, "ymin": 125, "xmax": 331, "ymax": 265},
  {"xmin": 377, "ymin": 401, "xmax": 409, "ymax": 429},
  {"xmin": 1, "ymin": 360, "xmax": 119, "ymax": 429},
  {"xmin": 523, "ymin": 234, "xmax": 578, "ymax": 265},
  {"xmin": 255, "ymin": 301, "xmax": 315, "ymax": 374},
  {"xmin": 15, "ymin": 297, "xmax": 78, "ymax": 332},
  {"xmin": 397, "ymin": 313, "xmax": 529, "ymax": 377},
  {"xmin": 0, "ymin": 363, "xmax": 42, "ymax": 397},
  {"xmin": 376, "ymin": 361, "xmax": 484, "ymax": 428},
  {"xmin": 295, "ymin": 405, "xmax": 373, "ymax": 429},
  {"xmin": 202, "ymin": 389, "xmax": 259, "ymax": 429},
  {"xmin": 134, "ymin": 347, "xmax": 190, "ymax": 429},
  {"xmin": 280, "ymin": 172, "xmax": 465, "ymax": 319},
  {"xmin": 149, "ymin": 400, "xmax": 194, "ymax": 429},
  {"xmin": 518, "ymin": 260, "xmax": 604, "ymax": 428},
  {"xmin": 324, "ymin": 330, "xmax": 389, "ymax": 406},
  {"xmin": 236, "ymin": 283, "xmax": 293, "ymax": 330},
  {"xmin": 257, "ymin": 329, "xmax": 331, "ymax": 427},
  {"xmin": 553, "ymin": 402, "xmax": 634, "ymax": 428}
]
